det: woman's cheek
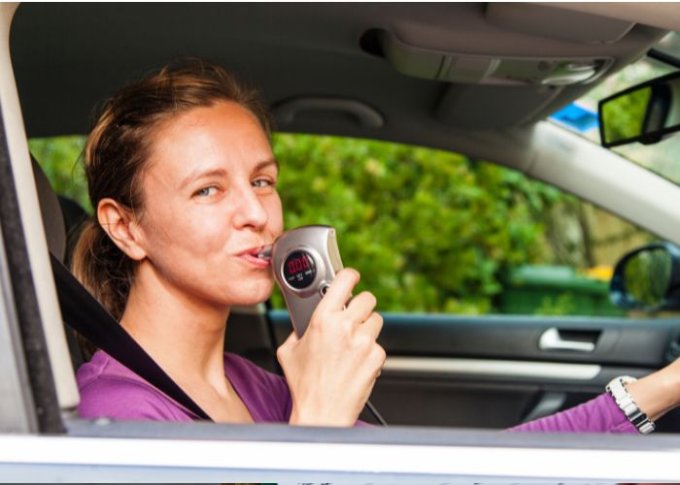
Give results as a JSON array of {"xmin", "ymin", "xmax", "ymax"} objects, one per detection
[
  {"xmin": 181, "ymin": 207, "xmax": 229, "ymax": 250},
  {"xmin": 268, "ymin": 193, "xmax": 284, "ymax": 234}
]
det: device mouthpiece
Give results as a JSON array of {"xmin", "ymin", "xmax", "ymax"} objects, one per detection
[{"xmin": 257, "ymin": 246, "xmax": 273, "ymax": 260}]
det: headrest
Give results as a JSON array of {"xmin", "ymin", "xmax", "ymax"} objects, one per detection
[{"xmin": 31, "ymin": 155, "xmax": 66, "ymax": 262}]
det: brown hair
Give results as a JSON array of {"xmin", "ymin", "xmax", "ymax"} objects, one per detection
[{"xmin": 71, "ymin": 58, "xmax": 271, "ymax": 320}]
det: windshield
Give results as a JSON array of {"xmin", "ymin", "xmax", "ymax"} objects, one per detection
[{"xmin": 553, "ymin": 32, "xmax": 680, "ymax": 185}]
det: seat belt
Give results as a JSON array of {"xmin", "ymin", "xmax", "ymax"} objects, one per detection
[{"xmin": 50, "ymin": 254, "xmax": 212, "ymax": 420}]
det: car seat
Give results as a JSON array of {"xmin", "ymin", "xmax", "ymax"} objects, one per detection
[
  {"xmin": 32, "ymin": 154, "xmax": 216, "ymax": 419},
  {"xmin": 31, "ymin": 156, "xmax": 89, "ymax": 370}
]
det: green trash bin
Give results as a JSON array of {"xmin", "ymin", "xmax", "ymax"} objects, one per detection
[{"xmin": 499, "ymin": 265, "xmax": 623, "ymax": 316}]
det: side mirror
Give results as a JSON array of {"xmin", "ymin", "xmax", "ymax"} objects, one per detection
[
  {"xmin": 610, "ymin": 242, "xmax": 680, "ymax": 311},
  {"xmin": 599, "ymin": 70, "xmax": 680, "ymax": 148}
]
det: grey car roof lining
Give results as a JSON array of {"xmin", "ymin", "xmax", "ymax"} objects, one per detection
[{"xmin": 9, "ymin": 3, "xmax": 668, "ymax": 147}]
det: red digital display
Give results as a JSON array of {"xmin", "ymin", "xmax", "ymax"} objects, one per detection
[
  {"xmin": 283, "ymin": 250, "xmax": 317, "ymax": 289},
  {"xmin": 286, "ymin": 255, "xmax": 311, "ymax": 275}
]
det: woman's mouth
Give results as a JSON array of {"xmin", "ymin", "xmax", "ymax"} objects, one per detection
[
  {"xmin": 257, "ymin": 246, "xmax": 272, "ymax": 260},
  {"xmin": 241, "ymin": 245, "xmax": 273, "ymax": 268}
]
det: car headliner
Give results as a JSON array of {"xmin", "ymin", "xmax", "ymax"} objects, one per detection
[{"xmin": 8, "ymin": 3, "xmax": 675, "ymax": 157}]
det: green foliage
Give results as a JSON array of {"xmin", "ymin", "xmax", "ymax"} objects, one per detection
[
  {"xmin": 601, "ymin": 87, "xmax": 651, "ymax": 145},
  {"xmin": 29, "ymin": 132, "xmax": 617, "ymax": 315},
  {"xmin": 624, "ymin": 249, "xmax": 672, "ymax": 307},
  {"xmin": 29, "ymin": 136, "xmax": 91, "ymax": 213},
  {"xmin": 272, "ymin": 134, "xmax": 561, "ymax": 313}
]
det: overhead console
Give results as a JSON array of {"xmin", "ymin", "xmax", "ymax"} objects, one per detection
[
  {"xmin": 359, "ymin": 2, "xmax": 667, "ymax": 130},
  {"xmin": 363, "ymin": 3, "xmax": 641, "ymax": 87},
  {"xmin": 375, "ymin": 28, "xmax": 614, "ymax": 87}
]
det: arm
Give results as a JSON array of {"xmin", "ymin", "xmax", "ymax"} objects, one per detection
[
  {"xmin": 509, "ymin": 393, "xmax": 635, "ymax": 433},
  {"xmin": 626, "ymin": 357, "xmax": 680, "ymax": 423},
  {"xmin": 511, "ymin": 358, "xmax": 680, "ymax": 433}
]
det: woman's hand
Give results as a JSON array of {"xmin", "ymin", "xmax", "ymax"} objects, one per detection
[
  {"xmin": 627, "ymin": 357, "xmax": 680, "ymax": 422},
  {"xmin": 277, "ymin": 268, "xmax": 386, "ymax": 426}
]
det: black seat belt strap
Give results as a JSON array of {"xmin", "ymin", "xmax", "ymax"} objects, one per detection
[{"xmin": 50, "ymin": 254, "xmax": 212, "ymax": 421}]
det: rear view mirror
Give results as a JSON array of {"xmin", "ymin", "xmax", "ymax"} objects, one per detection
[
  {"xmin": 610, "ymin": 242, "xmax": 680, "ymax": 312},
  {"xmin": 599, "ymin": 70, "xmax": 680, "ymax": 148}
]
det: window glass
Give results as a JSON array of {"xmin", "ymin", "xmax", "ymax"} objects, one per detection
[
  {"xmin": 29, "ymin": 136, "xmax": 90, "ymax": 212},
  {"xmin": 272, "ymin": 134, "xmax": 656, "ymax": 317},
  {"xmin": 31, "ymin": 133, "xmax": 657, "ymax": 318},
  {"xmin": 654, "ymin": 31, "xmax": 680, "ymax": 60},
  {"xmin": 561, "ymin": 34, "xmax": 680, "ymax": 185}
]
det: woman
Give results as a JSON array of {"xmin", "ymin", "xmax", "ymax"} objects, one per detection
[
  {"xmin": 75, "ymin": 59, "xmax": 680, "ymax": 431},
  {"xmin": 74, "ymin": 59, "xmax": 384, "ymax": 426}
]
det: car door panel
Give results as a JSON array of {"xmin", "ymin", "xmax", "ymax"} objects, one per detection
[{"xmin": 268, "ymin": 310, "xmax": 680, "ymax": 430}]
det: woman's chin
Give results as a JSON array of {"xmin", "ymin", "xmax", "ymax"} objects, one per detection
[{"xmin": 228, "ymin": 282, "xmax": 275, "ymax": 307}]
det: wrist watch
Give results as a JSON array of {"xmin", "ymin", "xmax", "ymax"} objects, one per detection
[{"xmin": 606, "ymin": 376, "xmax": 655, "ymax": 434}]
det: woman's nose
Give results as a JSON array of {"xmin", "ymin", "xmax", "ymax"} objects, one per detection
[{"xmin": 232, "ymin": 185, "xmax": 268, "ymax": 229}]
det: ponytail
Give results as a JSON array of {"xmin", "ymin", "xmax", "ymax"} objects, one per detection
[{"xmin": 71, "ymin": 218, "xmax": 133, "ymax": 320}]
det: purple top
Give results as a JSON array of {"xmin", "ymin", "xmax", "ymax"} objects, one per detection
[
  {"xmin": 77, "ymin": 350, "xmax": 636, "ymax": 432},
  {"xmin": 511, "ymin": 393, "xmax": 635, "ymax": 433},
  {"xmin": 78, "ymin": 350, "xmax": 292, "ymax": 422}
]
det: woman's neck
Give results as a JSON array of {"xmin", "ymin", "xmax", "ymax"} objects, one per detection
[{"xmin": 119, "ymin": 267, "xmax": 231, "ymax": 393}]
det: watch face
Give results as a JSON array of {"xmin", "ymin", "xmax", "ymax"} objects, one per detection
[{"xmin": 283, "ymin": 250, "xmax": 317, "ymax": 289}]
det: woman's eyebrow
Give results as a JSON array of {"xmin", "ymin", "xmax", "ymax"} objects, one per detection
[
  {"xmin": 177, "ymin": 159, "xmax": 278, "ymax": 190},
  {"xmin": 255, "ymin": 158, "xmax": 279, "ymax": 173},
  {"xmin": 177, "ymin": 167, "xmax": 227, "ymax": 190}
]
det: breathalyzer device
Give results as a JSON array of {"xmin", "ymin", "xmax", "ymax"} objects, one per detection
[
  {"xmin": 266, "ymin": 224, "xmax": 388, "ymax": 426},
  {"xmin": 270, "ymin": 225, "xmax": 343, "ymax": 337}
]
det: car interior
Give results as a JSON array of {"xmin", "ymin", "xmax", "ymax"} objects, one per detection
[{"xmin": 6, "ymin": 3, "xmax": 680, "ymax": 440}]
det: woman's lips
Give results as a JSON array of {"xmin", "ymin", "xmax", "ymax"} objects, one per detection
[
  {"xmin": 257, "ymin": 246, "xmax": 273, "ymax": 260},
  {"xmin": 239, "ymin": 245, "xmax": 273, "ymax": 268}
]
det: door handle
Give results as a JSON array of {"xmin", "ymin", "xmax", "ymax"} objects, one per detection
[{"xmin": 538, "ymin": 327, "xmax": 596, "ymax": 352}]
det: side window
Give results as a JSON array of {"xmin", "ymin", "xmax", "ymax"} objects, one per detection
[
  {"xmin": 272, "ymin": 133, "xmax": 656, "ymax": 318},
  {"xmin": 30, "ymin": 133, "xmax": 656, "ymax": 319},
  {"xmin": 29, "ymin": 136, "xmax": 90, "ymax": 212}
]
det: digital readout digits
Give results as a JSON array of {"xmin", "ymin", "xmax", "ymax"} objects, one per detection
[
  {"xmin": 283, "ymin": 250, "xmax": 317, "ymax": 289},
  {"xmin": 286, "ymin": 254, "xmax": 311, "ymax": 275}
]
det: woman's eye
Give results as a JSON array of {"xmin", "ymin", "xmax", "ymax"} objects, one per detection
[
  {"xmin": 253, "ymin": 178, "xmax": 275, "ymax": 188},
  {"xmin": 194, "ymin": 186, "xmax": 217, "ymax": 197}
]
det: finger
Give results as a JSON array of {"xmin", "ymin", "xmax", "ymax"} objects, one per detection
[
  {"xmin": 371, "ymin": 344, "xmax": 387, "ymax": 376},
  {"xmin": 315, "ymin": 268, "xmax": 359, "ymax": 313},
  {"xmin": 344, "ymin": 291, "xmax": 377, "ymax": 324},
  {"xmin": 358, "ymin": 311, "xmax": 383, "ymax": 341},
  {"xmin": 365, "ymin": 344, "xmax": 387, "ymax": 384}
]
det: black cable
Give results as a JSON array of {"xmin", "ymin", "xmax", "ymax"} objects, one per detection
[{"xmin": 366, "ymin": 399, "xmax": 388, "ymax": 426}]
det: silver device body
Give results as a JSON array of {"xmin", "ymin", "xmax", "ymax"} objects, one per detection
[{"xmin": 272, "ymin": 225, "xmax": 344, "ymax": 336}]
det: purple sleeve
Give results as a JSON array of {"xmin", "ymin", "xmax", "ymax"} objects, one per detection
[{"xmin": 509, "ymin": 393, "xmax": 637, "ymax": 433}]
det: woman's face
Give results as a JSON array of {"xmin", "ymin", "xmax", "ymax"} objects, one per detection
[{"xmin": 134, "ymin": 101, "xmax": 283, "ymax": 308}]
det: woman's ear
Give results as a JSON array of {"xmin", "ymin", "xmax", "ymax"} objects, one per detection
[{"xmin": 97, "ymin": 198, "xmax": 147, "ymax": 261}]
